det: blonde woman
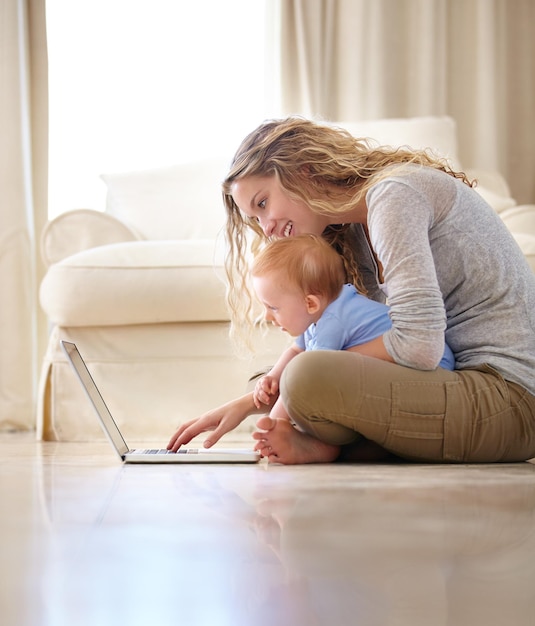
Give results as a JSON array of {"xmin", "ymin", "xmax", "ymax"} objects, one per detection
[{"xmin": 168, "ymin": 116, "xmax": 535, "ymax": 464}]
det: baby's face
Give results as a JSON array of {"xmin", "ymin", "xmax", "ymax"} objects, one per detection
[{"xmin": 252, "ymin": 273, "xmax": 317, "ymax": 337}]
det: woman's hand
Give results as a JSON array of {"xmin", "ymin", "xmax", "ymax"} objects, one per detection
[{"xmin": 167, "ymin": 392, "xmax": 257, "ymax": 452}]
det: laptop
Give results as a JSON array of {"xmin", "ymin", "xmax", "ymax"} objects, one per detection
[{"xmin": 61, "ymin": 340, "xmax": 261, "ymax": 464}]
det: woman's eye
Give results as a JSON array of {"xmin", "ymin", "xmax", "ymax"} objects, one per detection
[{"xmin": 258, "ymin": 199, "xmax": 266, "ymax": 210}]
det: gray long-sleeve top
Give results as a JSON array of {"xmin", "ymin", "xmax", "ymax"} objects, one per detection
[{"xmin": 353, "ymin": 164, "xmax": 535, "ymax": 395}]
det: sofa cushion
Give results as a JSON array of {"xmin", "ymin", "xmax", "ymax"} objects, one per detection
[
  {"xmin": 101, "ymin": 157, "xmax": 230, "ymax": 240},
  {"xmin": 39, "ymin": 239, "xmax": 229, "ymax": 326},
  {"xmin": 100, "ymin": 117, "xmax": 461, "ymax": 241},
  {"xmin": 338, "ymin": 115, "xmax": 462, "ymax": 170}
]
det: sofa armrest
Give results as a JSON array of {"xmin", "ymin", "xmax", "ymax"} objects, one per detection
[{"xmin": 41, "ymin": 209, "xmax": 141, "ymax": 268}]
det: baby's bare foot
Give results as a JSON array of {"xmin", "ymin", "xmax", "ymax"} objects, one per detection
[{"xmin": 253, "ymin": 416, "xmax": 340, "ymax": 464}]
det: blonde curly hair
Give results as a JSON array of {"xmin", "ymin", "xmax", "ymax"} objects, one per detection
[{"xmin": 222, "ymin": 116, "xmax": 473, "ymax": 353}]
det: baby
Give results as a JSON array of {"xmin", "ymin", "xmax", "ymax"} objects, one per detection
[{"xmin": 251, "ymin": 234, "xmax": 455, "ymax": 423}]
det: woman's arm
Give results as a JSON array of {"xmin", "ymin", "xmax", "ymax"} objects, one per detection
[
  {"xmin": 346, "ymin": 335, "xmax": 395, "ymax": 362},
  {"xmin": 167, "ymin": 391, "xmax": 273, "ymax": 451},
  {"xmin": 367, "ymin": 177, "xmax": 448, "ymax": 369}
]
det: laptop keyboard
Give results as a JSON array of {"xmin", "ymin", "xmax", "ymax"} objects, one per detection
[{"xmin": 133, "ymin": 448, "xmax": 199, "ymax": 455}]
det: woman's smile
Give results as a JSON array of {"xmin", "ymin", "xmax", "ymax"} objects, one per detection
[{"xmin": 282, "ymin": 221, "xmax": 293, "ymax": 237}]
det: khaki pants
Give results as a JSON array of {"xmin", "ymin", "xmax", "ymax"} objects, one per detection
[{"xmin": 279, "ymin": 351, "xmax": 535, "ymax": 463}]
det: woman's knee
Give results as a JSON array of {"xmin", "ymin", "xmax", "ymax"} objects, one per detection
[
  {"xmin": 281, "ymin": 351, "xmax": 336, "ymax": 400},
  {"xmin": 280, "ymin": 352, "xmax": 355, "ymax": 444}
]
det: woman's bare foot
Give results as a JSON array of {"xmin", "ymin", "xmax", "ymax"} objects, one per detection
[{"xmin": 253, "ymin": 416, "xmax": 340, "ymax": 464}]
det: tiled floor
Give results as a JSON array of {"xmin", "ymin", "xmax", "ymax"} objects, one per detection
[{"xmin": 2, "ymin": 431, "xmax": 535, "ymax": 626}]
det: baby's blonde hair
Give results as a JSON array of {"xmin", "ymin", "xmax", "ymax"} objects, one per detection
[
  {"xmin": 251, "ymin": 234, "xmax": 346, "ymax": 303},
  {"xmin": 222, "ymin": 116, "xmax": 473, "ymax": 353}
]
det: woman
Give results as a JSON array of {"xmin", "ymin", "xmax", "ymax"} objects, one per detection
[{"xmin": 168, "ymin": 116, "xmax": 535, "ymax": 464}]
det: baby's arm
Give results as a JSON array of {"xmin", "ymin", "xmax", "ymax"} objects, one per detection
[{"xmin": 253, "ymin": 342, "xmax": 303, "ymax": 408}]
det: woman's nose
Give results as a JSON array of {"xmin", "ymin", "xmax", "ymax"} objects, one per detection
[{"xmin": 258, "ymin": 216, "xmax": 275, "ymax": 237}]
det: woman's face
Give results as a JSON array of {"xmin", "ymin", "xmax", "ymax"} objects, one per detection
[{"xmin": 230, "ymin": 175, "xmax": 331, "ymax": 238}]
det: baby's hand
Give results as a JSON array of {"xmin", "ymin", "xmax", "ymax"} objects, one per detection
[{"xmin": 253, "ymin": 375, "xmax": 279, "ymax": 409}]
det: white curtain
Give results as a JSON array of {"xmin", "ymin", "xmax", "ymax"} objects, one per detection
[
  {"xmin": 274, "ymin": 0, "xmax": 535, "ymax": 205},
  {"xmin": 0, "ymin": 0, "xmax": 48, "ymax": 430}
]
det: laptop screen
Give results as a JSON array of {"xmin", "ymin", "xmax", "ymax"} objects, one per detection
[{"xmin": 61, "ymin": 341, "xmax": 129, "ymax": 459}]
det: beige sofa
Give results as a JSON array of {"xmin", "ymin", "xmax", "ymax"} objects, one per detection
[{"xmin": 37, "ymin": 116, "xmax": 535, "ymax": 443}]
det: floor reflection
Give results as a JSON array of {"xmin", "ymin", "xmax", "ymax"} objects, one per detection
[
  {"xmin": 250, "ymin": 472, "xmax": 535, "ymax": 626},
  {"xmin": 8, "ymin": 438, "xmax": 535, "ymax": 626}
]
